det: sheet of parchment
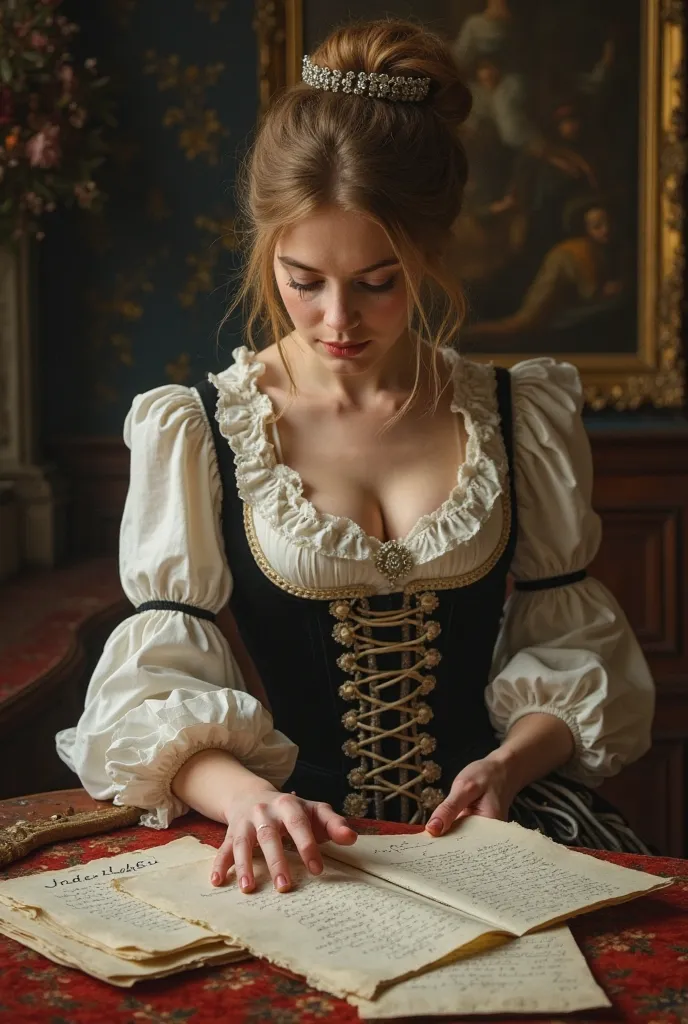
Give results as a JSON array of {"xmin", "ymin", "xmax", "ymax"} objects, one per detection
[
  {"xmin": 117, "ymin": 853, "xmax": 509, "ymax": 1000},
  {"xmin": 0, "ymin": 900, "xmax": 247, "ymax": 987},
  {"xmin": 353, "ymin": 924, "xmax": 611, "ymax": 1017},
  {"xmin": 324, "ymin": 819, "xmax": 672, "ymax": 934},
  {"xmin": 0, "ymin": 836, "xmax": 220, "ymax": 957}
]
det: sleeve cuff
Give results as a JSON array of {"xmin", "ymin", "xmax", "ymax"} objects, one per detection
[
  {"xmin": 500, "ymin": 703, "xmax": 583, "ymax": 759},
  {"xmin": 105, "ymin": 688, "xmax": 298, "ymax": 829}
]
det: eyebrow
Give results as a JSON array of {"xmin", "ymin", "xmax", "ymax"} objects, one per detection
[{"xmin": 277, "ymin": 256, "xmax": 400, "ymax": 276}]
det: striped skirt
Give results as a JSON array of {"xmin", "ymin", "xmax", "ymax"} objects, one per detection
[{"xmin": 511, "ymin": 775, "xmax": 654, "ymax": 854}]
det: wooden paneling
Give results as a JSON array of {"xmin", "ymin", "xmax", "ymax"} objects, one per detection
[
  {"xmin": 599, "ymin": 741, "xmax": 685, "ymax": 857},
  {"xmin": 589, "ymin": 508, "xmax": 680, "ymax": 653}
]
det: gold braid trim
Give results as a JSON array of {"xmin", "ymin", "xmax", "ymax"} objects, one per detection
[
  {"xmin": 403, "ymin": 485, "xmax": 512, "ymax": 594},
  {"xmin": 242, "ymin": 482, "xmax": 511, "ymax": 600},
  {"xmin": 243, "ymin": 504, "xmax": 376, "ymax": 600},
  {"xmin": 0, "ymin": 805, "xmax": 142, "ymax": 869}
]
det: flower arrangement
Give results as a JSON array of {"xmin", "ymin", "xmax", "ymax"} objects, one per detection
[{"xmin": 0, "ymin": 0, "xmax": 114, "ymax": 242}]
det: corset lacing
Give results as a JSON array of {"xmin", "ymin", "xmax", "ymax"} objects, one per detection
[{"xmin": 330, "ymin": 592, "xmax": 446, "ymax": 824}]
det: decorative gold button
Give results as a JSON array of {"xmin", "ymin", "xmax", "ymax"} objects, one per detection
[
  {"xmin": 418, "ymin": 591, "xmax": 439, "ymax": 614},
  {"xmin": 374, "ymin": 540, "xmax": 414, "ymax": 585},
  {"xmin": 343, "ymin": 793, "xmax": 369, "ymax": 816}
]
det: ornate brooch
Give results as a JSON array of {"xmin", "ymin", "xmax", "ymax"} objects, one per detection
[{"xmin": 374, "ymin": 540, "xmax": 414, "ymax": 585}]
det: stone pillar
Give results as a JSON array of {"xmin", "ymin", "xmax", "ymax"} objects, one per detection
[{"xmin": 0, "ymin": 241, "xmax": 66, "ymax": 572}]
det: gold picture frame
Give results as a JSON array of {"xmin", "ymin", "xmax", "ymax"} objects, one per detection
[{"xmin": 254, "ymin": 0, "xmax": 685, "ymax": 410}]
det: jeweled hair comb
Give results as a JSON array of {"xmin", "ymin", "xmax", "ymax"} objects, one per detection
[{"xmin": 301, "ymin": 55, "xmax": 431, "ymax": 103}]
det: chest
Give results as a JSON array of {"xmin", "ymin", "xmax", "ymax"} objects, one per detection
[{"xmin": 271, "ymin": 400, "xmax": 466, "ymax": 543}]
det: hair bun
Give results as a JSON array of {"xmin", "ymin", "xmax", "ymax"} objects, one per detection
[{"xmin": 311, "ymin": 18, "xmax": 472, "ymax": 127}]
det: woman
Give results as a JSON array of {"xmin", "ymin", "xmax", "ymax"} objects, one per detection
[{"xmin": 56, "ymin": 19, "xmax": 654, "ymax": 896}]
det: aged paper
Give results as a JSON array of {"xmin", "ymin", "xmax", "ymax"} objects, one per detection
[
  {"xmin": 118, "ymin": 853, "xmax": 510, "ymax": 999},
  {"xmin": 0, "ymin": 836, "xmax": 222, "ymax": 958},
  {"xmin": 324, "ymin": 818, "xmax": 672, "ymax": 934},
  {"xmin": 0, "ymin": 901, "xmax": 246, "ymax": 987},
  {"xmin": 353, "ymin": 925, "xmax": 611, "ymax": 1018}
]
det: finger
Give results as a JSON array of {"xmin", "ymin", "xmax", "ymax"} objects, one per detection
[
  {"xmin": 254, "ymin": 821, "xmax": 292, "ymax": 892},
  {"xmin": 277, "ymin": 798, "xmax": 323, "ymax": 875},
  {"xmin": 312, "ymin": 803, "xmax": 357, "ymax": 845},
  {"xmin": 426, "ymin": 778, "xmax": 485, "ymax": 836},
  {"xmin": 233, "ymin": 831, "xmax": 257, "ymax": 893},
  {"xmin": 211, "ymin": 832, "xmax": 235, "ymax": 886}
]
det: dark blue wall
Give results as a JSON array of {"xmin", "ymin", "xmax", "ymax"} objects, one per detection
[{"xmin": 39, "ymin": 0, "xmax": 256, "ymax": 438}]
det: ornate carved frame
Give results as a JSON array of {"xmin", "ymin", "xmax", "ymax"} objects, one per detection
[{"xmin": 254, "ymin": 0, "xmax": 685, "ymax": 411}]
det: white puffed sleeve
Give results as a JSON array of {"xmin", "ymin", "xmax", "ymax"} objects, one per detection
[
  {"xmin": 55, "ymin": 385, "xmax": 297, "ymax": 828},
  {"xmin": 485, "ymin": 358, "xmax": 655, "ymax": 785}
]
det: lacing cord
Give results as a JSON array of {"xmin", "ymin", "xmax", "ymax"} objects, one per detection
[{"xmin": 332, "ymin": 598, "xmax": 443, "ymax": 822}]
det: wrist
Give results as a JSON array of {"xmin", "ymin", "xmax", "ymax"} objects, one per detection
[
  {"xmin": 484, "ymin": 745, "xmax": 521, "ymax": 803},
  {"xmin": 171, "ymin": 747, "xmax": 278, "ymax": 825}
]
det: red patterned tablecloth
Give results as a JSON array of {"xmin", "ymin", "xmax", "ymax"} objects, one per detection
[{"xmin": 0, "ymin": 790, "xmax": 686, "ymax": 1023}]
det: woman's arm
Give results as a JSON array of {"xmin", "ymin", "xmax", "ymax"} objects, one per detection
[
  {"xmin": 171, "ymin": 748, "xmax": 356, "ymax": 892},
  {"xmin": 485, "ymin": 711, "xmax": 575, "ymax": 794},
  {"xmin": 425, "ymin": 713, "xmax": 574, "ymax": 836}
]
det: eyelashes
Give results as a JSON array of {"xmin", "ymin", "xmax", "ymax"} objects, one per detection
[{"xmin": 286, "ymin": 275, "xmax": 397, "ymax": 298}]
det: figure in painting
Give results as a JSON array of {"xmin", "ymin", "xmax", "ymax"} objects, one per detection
[
  {"xmin": 447, "ymin": 0, "xmax": 636, "ymax": 351},
  {"xmin": 463, "ymin": 197, "xmax": 626, "ymax": 342}
]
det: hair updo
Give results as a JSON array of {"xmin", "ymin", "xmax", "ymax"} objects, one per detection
[{"xmin": 230, "ymin": 18, "xmax": 472, "ymax": 362}]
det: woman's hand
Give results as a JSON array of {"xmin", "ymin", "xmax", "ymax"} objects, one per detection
[
  {"xmin": 424, "ymin": 714, "xmax": 576, "ymax": 837},
  {"xmin": 424, "ymin": 755, "xmax": 516, "ymax": 837},
  {"xmin": 211, "ymin": 789, "xmax": 357, "ymax": 893}
]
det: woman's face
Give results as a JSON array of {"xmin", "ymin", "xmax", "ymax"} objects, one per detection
[{"xmin": 273, "ymin": 206, "xmax": 411, "ymax": 374}]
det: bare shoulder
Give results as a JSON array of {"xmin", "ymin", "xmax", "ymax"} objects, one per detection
[{"xmin": 253, "ymin": 341, "xmax": 293, "ymax": 409}]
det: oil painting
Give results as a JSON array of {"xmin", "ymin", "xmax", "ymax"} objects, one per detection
[{"xmin": 255, "ymin": 0, "xmax": 685, "ymax": 408}]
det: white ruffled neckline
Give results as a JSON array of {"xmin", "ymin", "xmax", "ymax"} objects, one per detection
[{"xmin": 208, "ymin": 346, "xmax": 507, "ymax": 564}]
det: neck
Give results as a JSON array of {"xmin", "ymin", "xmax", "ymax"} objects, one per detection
[{"xmin": 286, "ymin": 331, "xmax": 423, "ymax": 408}]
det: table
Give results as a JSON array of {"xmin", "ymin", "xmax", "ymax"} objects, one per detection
[{"xmin": 0, "ymin": 789, "xmax": 686, "ymax": 1023}]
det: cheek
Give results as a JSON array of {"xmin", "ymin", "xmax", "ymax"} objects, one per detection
[
  {"xmin": 368, "ymin": 289, "xmax": 408, "ymax": 331},
  {"xmin": 279, "ymin": 285, "xmax": 323, "ymax": 330}
]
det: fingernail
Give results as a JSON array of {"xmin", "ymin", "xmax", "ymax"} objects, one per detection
[
  {"xmin": 211, "ymin": 871, "xmax": 220, "ymax": 885},
  {"xmin": 427, "ymin": 818, "xmax": 443, "ymax": 834},
  {"xmin": 308, "ymin": 859, "xmax": 322, "ymax": 875},
  {"xmin": 240, "ymin": 875, "xmax": 251, "ymax": 891},
  {"xmin": 275, "ymin": 874, "xmax": 289, "ymax": 890}
]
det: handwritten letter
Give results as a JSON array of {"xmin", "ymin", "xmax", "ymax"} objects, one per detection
[
  {"xmin": 119, "ymin": 853, "xmax": 506, "ymax": 999},
  {"xmin": 354, "ymin": 925, "xmax": 611, "ymax": 1018},
  {"xmin": 0, "ymin": 836, "xmax": 218, "ymax": 957},
  {"xmin": 324, "ymin": 818, "xmax": 671, "ymax": 933}
]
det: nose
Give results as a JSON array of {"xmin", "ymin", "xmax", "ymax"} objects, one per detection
[{"xmin": 323, "ymin": 287, "xmax": 361, "ymax": 336}]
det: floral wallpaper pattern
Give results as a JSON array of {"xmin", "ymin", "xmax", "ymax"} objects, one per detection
[{"xmin": 39, "ymin": 0, "xmax": 253, "ymax": 435}]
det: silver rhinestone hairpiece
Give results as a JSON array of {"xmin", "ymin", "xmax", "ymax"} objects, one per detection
[{"xmin": 301, "ymin": 55, "xmax": 431, "ymax": 103}]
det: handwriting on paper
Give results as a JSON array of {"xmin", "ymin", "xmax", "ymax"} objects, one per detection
[
  {"xmin": 383, "ymin": 843, "xmax": 625, "ymax": 927},
  {"xmin": 44, "ymin": 858, "xmax": 159, "ymax": 888},
  {"xmin": 355, "ymin": 926, "xmax": 611, "ymax": 1018}
]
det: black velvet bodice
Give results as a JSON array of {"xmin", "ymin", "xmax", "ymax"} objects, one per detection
[{"xmin": 195, "ymin": 366, "xmax": 517, "ymax": 823}]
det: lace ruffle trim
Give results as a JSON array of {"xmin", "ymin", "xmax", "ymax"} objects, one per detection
[{"xmin": 209, "ymin": 346, "xmax": 507, "ymax": 564}]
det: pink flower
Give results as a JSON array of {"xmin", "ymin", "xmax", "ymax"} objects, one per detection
[
  {"xmin": 30, "ymin": 31, "xmax": 49, "ymax": 48},
  {"xmin": 25, "ymin": 124, "xmax": 61, "ymax": 168}
]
